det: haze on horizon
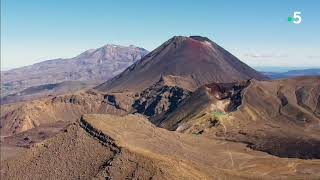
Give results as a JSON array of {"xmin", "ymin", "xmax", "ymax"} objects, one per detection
[{"xmin": 1, "ymin": 0, "xmax": 320, "ymax": 70}]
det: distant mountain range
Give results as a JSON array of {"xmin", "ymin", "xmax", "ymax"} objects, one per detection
[
  {"xmin": 262, "ymin": 68, "xmax": 320, "ymax": 79},
  {"xmin": 1, "ymin": 44, "xmax": 148, "ymax": 99},
  {"xmin": 2, "ymin": 40, "xmax": 319, "ymax": 105}
]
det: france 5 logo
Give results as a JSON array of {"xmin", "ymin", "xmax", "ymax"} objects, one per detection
[{"xmin": 288, "ymin": 12, "xmax": 302, "ymax": 24}]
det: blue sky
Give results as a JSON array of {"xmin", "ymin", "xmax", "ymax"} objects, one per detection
[{"xmin": 1, "ymin": 0, "xmax": 320, "ymax": 70}]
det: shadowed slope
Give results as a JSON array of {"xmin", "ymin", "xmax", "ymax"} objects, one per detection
[{"xmin": 132, "ymin": 75, "xmax": 193, "ymax": 117}]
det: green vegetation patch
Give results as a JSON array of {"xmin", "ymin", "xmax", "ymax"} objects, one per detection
[{"xmin": 211, "ymin": 111, "xmax": 226, "ymax": 117}]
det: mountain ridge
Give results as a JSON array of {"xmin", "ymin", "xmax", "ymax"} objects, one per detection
[
  {"xmin": 1, "ymin": 44, "xmax": 149, "ymax": 98},
  {"xmin": 262, "ymin": 68, "xmax": 320, "ymax": 79}
]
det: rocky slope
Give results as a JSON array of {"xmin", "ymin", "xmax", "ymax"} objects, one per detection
[
  {"xmin": 95, "ymin": 36, "xmax": 267, "ymax": 93},
  {"xmin": 1, "ymin": 114, "xmax": 320, "ymax": 179},
  {"xmin": 0, "ymin": 75, "xmax": 193, "ymax": 137},
  {"xmin": 0, "ymin": 90, "xmax": 135, "ymax": 136},
  {"xmin": 132, "ymin": 75, "xmax": 193, "ymax": 117},
  {"xmin": 3, "ymin": 75, "xmax": 319, "ymax": 161},
  {"xmin": 155, "ymin": 76, "xmax": 320, "ymax": 159},
  {"xmin": 1, "ymin": 44, "xmax": 148, "ymax": 97}
]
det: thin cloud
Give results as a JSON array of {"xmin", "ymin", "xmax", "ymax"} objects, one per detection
[
  {"xmin": 307, "ymin": 55, "xmax": 320, "ymax": 59},
  {"xmin": 243, "ymin": 53, "xmax": 288, "ymax": 58}
]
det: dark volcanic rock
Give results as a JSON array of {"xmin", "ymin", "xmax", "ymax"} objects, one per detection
[{"xmin": 132, "ymin": 76, "xmax": 192, "ymax": 117}]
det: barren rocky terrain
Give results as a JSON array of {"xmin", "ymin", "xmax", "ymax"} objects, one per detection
[
  {"xmin": 1, "ymin": 36, "xmax": 319, "ymax": 179},
  {"xmin": 0, "ymin": 89, "xmax": 135, "ymax": 137},
  {"xmin": 2, "ymin": 114, "xmax": 320, "ymax": 179},
  {"xmin": 156, "ymin": 76, "xmax": 320, "ymax": 159}
]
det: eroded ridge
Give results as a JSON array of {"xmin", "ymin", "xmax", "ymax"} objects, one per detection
[{"xmin": 79, "ymin": 116, "xmax": 121, "ymax": 179}]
